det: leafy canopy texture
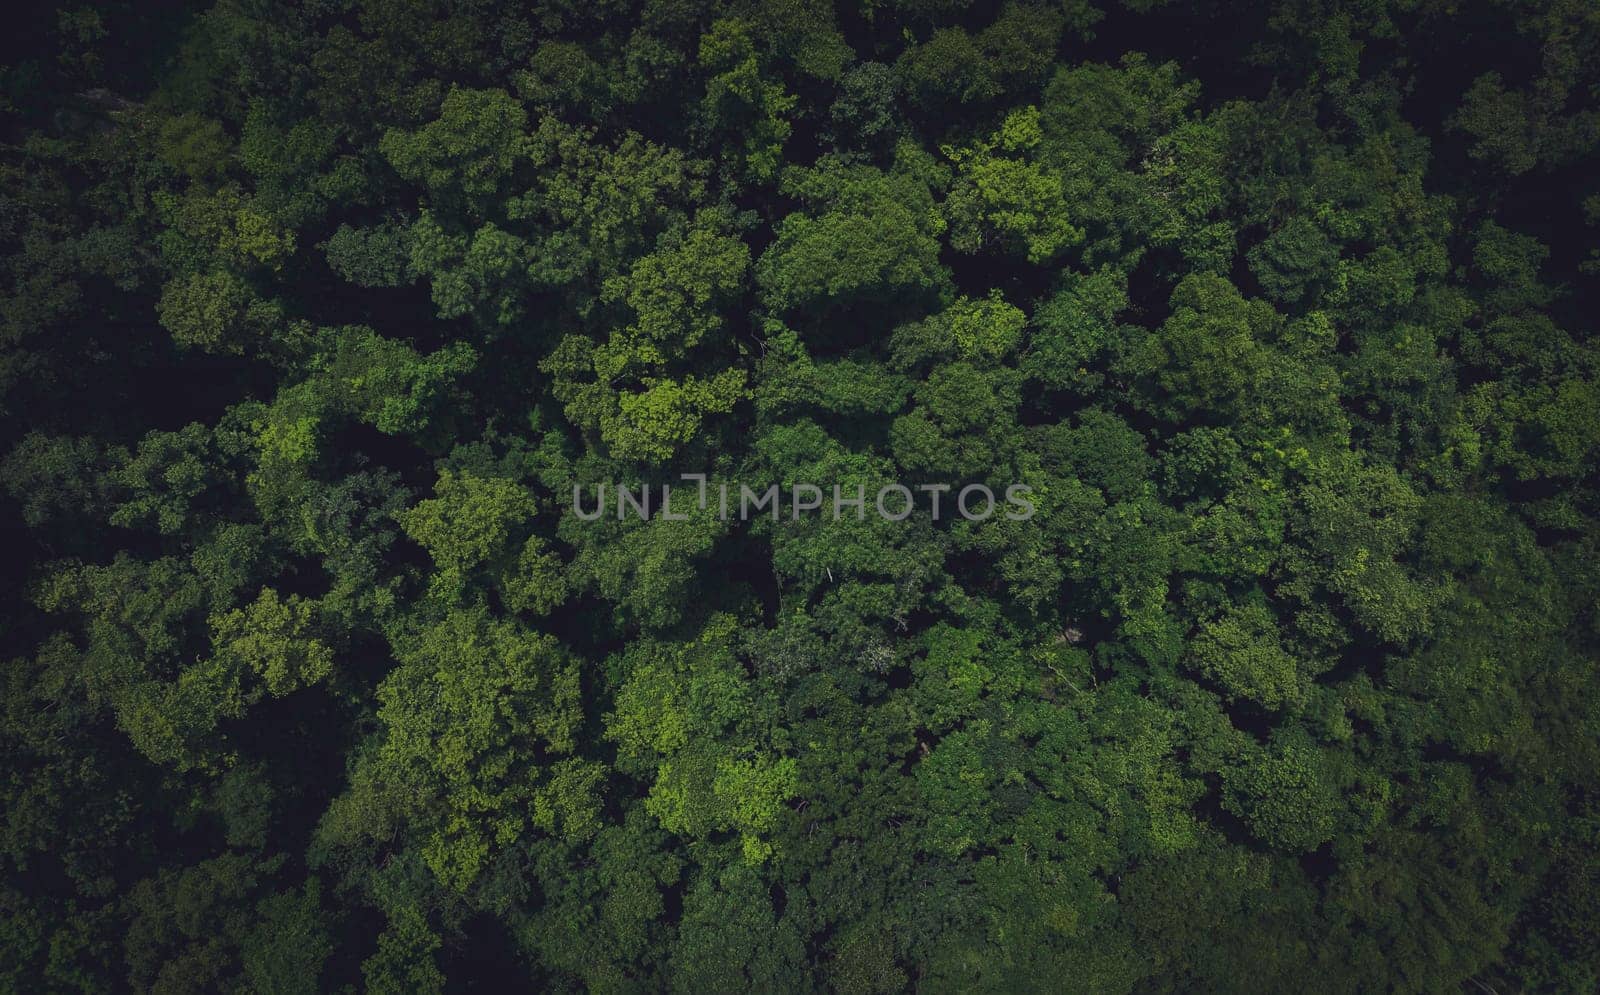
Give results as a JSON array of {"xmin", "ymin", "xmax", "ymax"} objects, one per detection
[{"xmin": 2, "ymin": 0, "xmax": 1600, "ymax": 992}]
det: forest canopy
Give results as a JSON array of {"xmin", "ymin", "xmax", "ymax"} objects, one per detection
[{"xmin": 2, "ymin": 0, "xmax": 1599, "ymax": 991}]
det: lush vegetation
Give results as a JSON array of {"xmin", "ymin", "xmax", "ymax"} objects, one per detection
[{"xmin": 3, "ymin": 0, "xmax": 1599, "ymax": 990}]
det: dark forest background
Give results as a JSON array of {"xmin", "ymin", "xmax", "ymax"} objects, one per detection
[{"xmin": 1, "ymin": 0, "xmax": 1598, "ymax": 991}]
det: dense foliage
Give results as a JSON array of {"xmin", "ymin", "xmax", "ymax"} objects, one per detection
[{"xmin": 3, "ymin": 0, "xmax": 1599, "ymax": 990}]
